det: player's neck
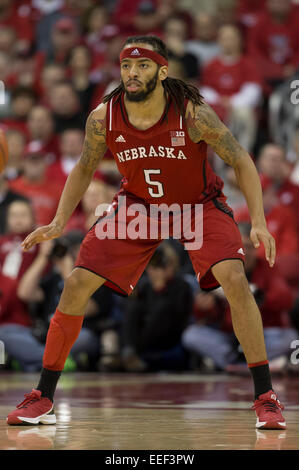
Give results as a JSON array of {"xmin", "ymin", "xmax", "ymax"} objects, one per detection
[{"xmin": 123, "ymin": 84, "xmax": 167, "ymax": 130}]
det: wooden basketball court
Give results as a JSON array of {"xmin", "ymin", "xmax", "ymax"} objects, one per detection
[{"xmin": 1, "ymin": 372, "xmax": 299, "ymax": 450}]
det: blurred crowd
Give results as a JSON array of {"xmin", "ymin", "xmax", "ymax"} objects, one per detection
[{"xmin": 1, "ymin": 0, "xmax": 299, "ymax": 374}]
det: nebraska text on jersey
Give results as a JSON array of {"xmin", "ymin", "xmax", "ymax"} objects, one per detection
[{"xmin": 116, "ymin": 145, "xmax": 187, "ymax": 162}]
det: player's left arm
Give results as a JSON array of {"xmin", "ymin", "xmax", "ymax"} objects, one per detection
[{"xmin": 186, "ymin": 100, "xmax": 275, "ymax": 267}]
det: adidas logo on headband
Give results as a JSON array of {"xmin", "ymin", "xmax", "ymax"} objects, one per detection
[{"xmin": 130, "ymin": 48, "xmax": 141, "ymax": 56}]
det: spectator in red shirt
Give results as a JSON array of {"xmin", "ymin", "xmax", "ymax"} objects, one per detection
[
  {"xmin": 182, "ymin": 222, "xmax": 297, "ymax": 371},
  {"xmin": 27, "ymin": 106, "xmax": 60, "ymax": 164},
  {"xmin": 235, "ymin": 181, "xmax": 299, "ymax": 257},
  {"xmin": 248, "ymin": 0, "xmax": 299, "ymax": 88},
  {"xmin": 0, "ymin": 199, "xmax": 39, "ymax": 279},
  {"xmin": 257, "ymin": 143, "xmax": 299, "ymax": 221},
  {"xmin": 9, "ymin": 142, "xmax": 63, "ymax": 226},
  {"xmin": 237, "ymin": 0, "xmax": 267, "ymax": 31},
  {"xmin": 201, "ymin": 24, "xmax": 262, "ymax": 152},
  {"xmin": 47, "ymin": 128, "xmax": 84, "ymax": 186}
]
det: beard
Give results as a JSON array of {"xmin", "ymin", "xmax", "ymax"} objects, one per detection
[{"xmin": 123, "ymin": 69, "xmax": 159, "ymax": 102}]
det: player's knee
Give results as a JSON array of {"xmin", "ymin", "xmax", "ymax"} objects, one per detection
[
  {"xmin": 220, "ymin": 267, "xmax": 249, "ymax": 297},
  {"xmin": 63, "ymin": 270, "xmax": 91, "ymax": 295}
]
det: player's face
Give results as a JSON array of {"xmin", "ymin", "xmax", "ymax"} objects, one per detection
[{"xmin": 120, "ymin": 58, "xmax": 160, "ymax": 102}]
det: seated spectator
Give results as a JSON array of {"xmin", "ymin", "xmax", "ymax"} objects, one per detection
[
  {"xmin": 9, "ymin": 142, "xmax": 63, "ymax": 226},
  {"xmin": 5, "ymin": 129, "xmax": 26, "ymax": 180},
  {"xmin": 0, "ymin": 0, "xmax": 33, "ymax": 54},
  {"xmin": 88, "ymin": 25, "xmax": 125, "ymax": 109},
  {"xmin": 163, "ymin": 15, "xmax": 199, "ymax": 82},
  {"xmin": 182, "ymin": 222, "xmax": 297, "ymax": 371},
  {"xmin": 83, "ymin": 4, "xmax": 110, "ymax": 53},
  {"xmin": 248, "ymin": 0, "xmax": 299, "ymax": 89},
  {"xmin": 47, "ymin": 128, "xmax": 84, "ymax": 185},
  {"xmin": 68, "ymin": 45, "xmax": 97, "ymax": 115},
  {"xmin": 38, "ymin": 63, "xmax": 67, "ymax": 105},
  {"xmin": 235, "ymin": 178, "xmax": 299, "ymax": 257},
  {"xmin": 27, "ymin": 106, "xmax": 60, "ymax": 163},
  {"xmin": 121, "ymin": 243, "xmax": 193, "ymax": 372},
  {"xmin": 3, "ymin": 86, "xmax": 37, "ymax": 135},
  {"xmin": 47, "ymin": 17, "xmax": 80, "ymax": 66},
  {"xmin": 0, "ymin": 174, "xmax": 28, "ymax": 234},
  {"xmin": 257, "ymin": 143, "xmax": 299, "ymax": 223},
  {"xmin": 48, "ymin": 81, "xmax": 85, "ymax": 133},
  {"xmin": 185, "ymin": 13, "xmax": 220, "ymax": 66},
  {"xmin": 0, "ymin": 199, "xmax": 39, "ymax": 279},
  {"xmin": 0, "ymin": 271, "xmax": 44, "ymax": 372},
  {"xmin": 200, "ymin": 24, "xmax": 262, "ymax": 152},
  {"xmin": 0, "ymin": 25, "xmax": 16, "ymax": 56}
]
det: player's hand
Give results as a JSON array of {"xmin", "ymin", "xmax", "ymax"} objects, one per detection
[
  {"xmin": 250, "ymin": 225, "xmax": 276, "ymax": 268},
  {"xmin": 21, "ymin": 221, "xmax": 63, "ymax": 252}
]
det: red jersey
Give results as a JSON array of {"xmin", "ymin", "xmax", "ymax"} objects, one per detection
[
  {"xmin": 0, "ymin": 273, "xmax": 31, "ymax": 327},
  {"xmin": 9, "ymin": 177, "xmax": 63, "ymax": 226},
  {"xmin": 201, "ymin": 56, "xmax": 261, "ymax": 97},
  {"xmin": 106, "ymin": 94, "xmax": 224, "ymax": 206}
]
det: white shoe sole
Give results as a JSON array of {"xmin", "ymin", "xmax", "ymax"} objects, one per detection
[
  {"xmin": 8, "ymin": 406, "xmax": 56, "ymax": 425},
  {"xmin": 256, "ymin": 418, "xmax": 286, "ymax": 430}
]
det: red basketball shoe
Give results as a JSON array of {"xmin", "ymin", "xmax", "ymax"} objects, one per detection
[
  {"xmin": 7, "ymin": 389, "xmax": 56, "ymax": 425},
  {"xmin": 252, "ymin": 390, "xmax": 286, "ymax": 430}
]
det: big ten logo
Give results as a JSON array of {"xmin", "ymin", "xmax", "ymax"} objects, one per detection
[
  {"xmin": 290, "ymin": 80, "xmax": 299, "ymax": 105},
  {"xmin": 0, "ymin": 81, "xmax": 5, "ymax": 105},
  {"xmin": 290, "ymin": 339, "xmax": 299, "ymax": 365},
  {"xmin": 0, "ymin": 340, "xmax": 5, "ymax": 364}
]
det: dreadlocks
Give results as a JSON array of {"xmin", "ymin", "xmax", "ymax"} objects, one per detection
[{"xmin": 103, "ymin": 35, "xmax": 203, "ymax": 116}]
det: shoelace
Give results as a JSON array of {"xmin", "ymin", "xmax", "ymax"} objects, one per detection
[
  {"xmin": 252, "ymin": 398, "xmax": 284, "ymax": 412},
  {"xmin": 16, "ymin": 390, "xmax": 41, "ymax": 409}
]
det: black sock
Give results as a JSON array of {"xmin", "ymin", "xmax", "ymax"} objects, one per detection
[
  {"xmin": 249, "ymin": 362, "xmax": 273, "ymax": 400},
  {"xmin": 37, "ymin": 368, "xmax": 61, "ymax": 402}
]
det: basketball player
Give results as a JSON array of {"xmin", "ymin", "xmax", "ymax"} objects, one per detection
[{"xmin": 7, "ymin": 36, "xmax": 286, "ymax": 430}]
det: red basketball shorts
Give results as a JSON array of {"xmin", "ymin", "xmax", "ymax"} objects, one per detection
[{"xmin": 75, "ymin": 192, "xmax": 245, "ymax": 295}]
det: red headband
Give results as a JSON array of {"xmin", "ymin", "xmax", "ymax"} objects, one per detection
[{"xmin": 119, "ymin": 47, "xmax": 168, "ymax": 67}]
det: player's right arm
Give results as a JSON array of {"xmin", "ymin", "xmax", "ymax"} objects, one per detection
[{"xmin": 22, "ymin": 104, "xmax": 108, "ymax": 251}]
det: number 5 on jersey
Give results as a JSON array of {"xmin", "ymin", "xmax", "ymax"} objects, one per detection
[{"xmin": 144, "ymin": 169, "xmax": 164, "ymax": 198}]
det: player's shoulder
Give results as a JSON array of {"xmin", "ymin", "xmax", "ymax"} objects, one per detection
[
  {"xmin": 185, "ymin": 99, "xmax": 211, "ymax": 120},
  {"xmin": 85, "ymin": 103, "xmax": 107, "ymax": 140},
  {"xmin": 88, "ymin": 102, "xmax": 108, "ymax": 122}
]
